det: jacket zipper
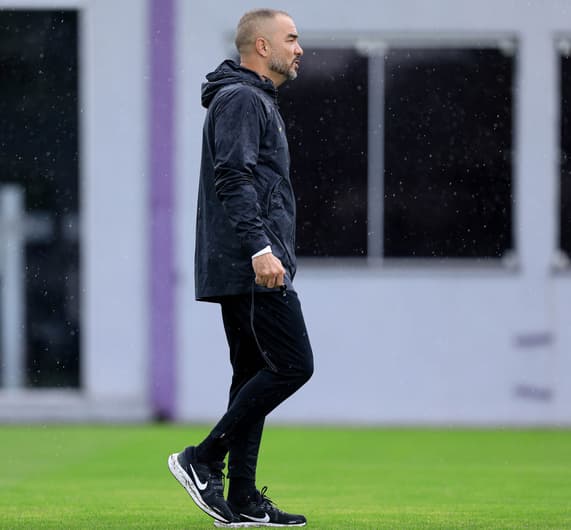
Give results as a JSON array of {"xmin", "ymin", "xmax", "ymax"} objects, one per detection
[
  {"xmin": 264, "ymin": 180, "xmax": 296, "ymax": 270},
  {"xmin": 262, "ymin": 219, "xmax": 294, "ymax": 272}
]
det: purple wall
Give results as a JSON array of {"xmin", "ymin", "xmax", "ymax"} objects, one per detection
[{"xmin": 149, "ymin": 0, "xmax": 175, "ymax": 419}]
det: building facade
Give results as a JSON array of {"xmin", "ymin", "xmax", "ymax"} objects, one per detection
[{"xmin": 1, "ymin": 0, "xmax": 570, "ymax": 425}]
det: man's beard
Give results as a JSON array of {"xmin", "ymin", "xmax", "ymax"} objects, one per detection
[{"xmin": 269, "ymin": 55, "xmax": 298, "ymax": 81}]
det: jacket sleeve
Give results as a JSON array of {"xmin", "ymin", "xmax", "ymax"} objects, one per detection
[{"xmin": 212, "ymin": 87, "xmax": 272, "ymax": 257}]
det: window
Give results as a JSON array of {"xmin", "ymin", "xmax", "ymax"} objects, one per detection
[
  {"xmin": 280, "ymin": 48, "xmax": 368, "ymax": 257},
  {"xmin": 560, "ymin": 45, "xmax": 571, "ymax": 258},
  {"xmin": 384, "ymin": 48, "xmax": 514, "ymax": 258},
  {"xmin": 0, "ymin": 10, "xmax": 80, "ymax": 387},
  {"xmin": 281, "ymin": 44, "xmax": 515, "ymax": 260}
]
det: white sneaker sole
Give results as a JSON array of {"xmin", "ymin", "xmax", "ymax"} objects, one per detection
[
  {"xmin": 167, "ymin": 452, "xmax": 231, "ymax": 523},
  {"xmin": 213, "ymin": 520, "xmax": 306, "ymax": 528}
]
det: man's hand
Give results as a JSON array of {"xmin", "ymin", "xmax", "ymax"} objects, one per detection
[{"xmin": 252, "ymin": 253, "xmax": 286, "ymax": 289}]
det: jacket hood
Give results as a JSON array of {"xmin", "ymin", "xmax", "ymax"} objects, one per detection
[{"xmin": 201, "ymin": 59, "xmax": 277, "ymax": 108}]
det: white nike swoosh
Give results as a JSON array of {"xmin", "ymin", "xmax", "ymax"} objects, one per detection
[
  {"xmin": 240, "ymin": 512, "xmax": 270, "ymax": 523},
  {"xmin": 188, "ymin": 462, "xmax": 208, "ymax": 491}
]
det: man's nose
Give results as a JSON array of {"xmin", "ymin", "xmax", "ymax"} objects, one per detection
[{"xmin": 295, "ymin": 43, "xmax": 303, "ymax": 56}]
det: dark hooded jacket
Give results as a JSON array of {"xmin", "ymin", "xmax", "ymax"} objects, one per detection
[{"xmin": 195, "ymin": 60, "xmax": 297, "ymax": 300}]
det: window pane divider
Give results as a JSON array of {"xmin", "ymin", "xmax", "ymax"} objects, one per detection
[{"xmin": 367, "ymin": 52, "xmax": 385, "ymax": 260}]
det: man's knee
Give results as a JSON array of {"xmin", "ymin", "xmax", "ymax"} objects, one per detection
[{"xmin": 294, "ymin": 353, "xmax": 313, "ymax": 386}]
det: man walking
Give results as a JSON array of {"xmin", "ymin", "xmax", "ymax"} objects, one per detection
[{"xmin": 168, "ymin": 9, "xmax": 313, "ymax": 528}]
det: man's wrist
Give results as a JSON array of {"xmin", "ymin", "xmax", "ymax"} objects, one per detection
[{"xmin": 251, "ymin": 245, "xmax": 272, "ymax": 259}]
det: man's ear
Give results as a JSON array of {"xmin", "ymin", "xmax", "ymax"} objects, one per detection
[{"xmin": 255, "ymin": 36, "xmax": 270, "ymax": 57}]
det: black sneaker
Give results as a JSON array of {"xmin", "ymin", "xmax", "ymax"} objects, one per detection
[
  {"xmin": 168, "ymin": 448, "xmax": 236, "ymax": 523},
  {"xmin": 214, "ymin": 487, "xmax": 306, "ymax": 528}
]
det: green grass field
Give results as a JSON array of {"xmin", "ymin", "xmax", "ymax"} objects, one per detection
[{"xmin": 1, "ymin": 425, "xmax": 570, "ymax": 529}]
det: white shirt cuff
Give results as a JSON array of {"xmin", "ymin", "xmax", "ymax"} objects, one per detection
[{"xmin": 251, "ymin": 245, "xmax": 272, "ymax": 259}]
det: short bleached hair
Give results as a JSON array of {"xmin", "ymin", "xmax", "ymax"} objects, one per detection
[{"xmin": 235, "ymin": 9, "xmax": 291, "ymax": 54}]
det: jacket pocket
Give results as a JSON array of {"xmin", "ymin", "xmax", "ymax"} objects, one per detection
[{"xmin": 265, "ymin": 178, "xmax": 282, "ymax": 215}]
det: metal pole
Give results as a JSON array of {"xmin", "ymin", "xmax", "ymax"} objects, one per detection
[
  {"xmin": 366, "ymin": 46, "xmax": 386, "ymax": 261},
  {"xmin": 0, "ymin": 185, "xmax": 25, "ymax": 388}
]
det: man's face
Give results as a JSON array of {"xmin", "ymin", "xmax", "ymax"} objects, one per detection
[{"xmin": 267, "ymin": 15, "xmax": 303, "ymax": 83}]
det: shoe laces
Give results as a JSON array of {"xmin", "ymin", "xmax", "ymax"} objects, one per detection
[
  {"xmin": 208, "ymin": 461, "xmax": 226, "ymax": 493},
  {"xmin": 257, "ymin": 486, "xmax": 276, "ymax": 511}
]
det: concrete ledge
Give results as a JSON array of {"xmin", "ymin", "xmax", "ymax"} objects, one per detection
[{"xmin": 0, "ymin": 390, "xmax": 152, "ymax": 423}]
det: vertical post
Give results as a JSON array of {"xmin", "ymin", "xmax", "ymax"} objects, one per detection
[
  {"xmin": 516, "ymin": 32, "xmax": 557, "ymax": 278},
  {"xmin": 149, "ymin": 0, "xmax": 176, "ymax": 419},
  {"xmin": 366, "ymin": 46, "xmax": 386, "ymax": 261},
  {"xmin": 0, "ymin": 186, "xmax": 25, "ymax": 388}
]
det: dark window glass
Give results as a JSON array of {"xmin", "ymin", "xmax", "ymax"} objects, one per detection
[
  {"xmin": 384, "ymin": 48, "xmax": 514, "ymax": 258},
  {"xmin": 561, "ymin": 52, "xmax": 571, "ymax": 257},
  {"xmin": 280, "ymin": 48, "xmax": 368, "ymax": 257},
  {"xmin": 0, "ymin": 10, "xmax": 80, "ymax": 387}
]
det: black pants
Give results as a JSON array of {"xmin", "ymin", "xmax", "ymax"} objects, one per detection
[{"xmin": 211, "ymin": 290, "xmax": 314, "ymax": 482}]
